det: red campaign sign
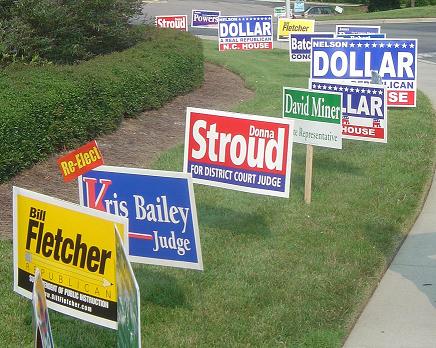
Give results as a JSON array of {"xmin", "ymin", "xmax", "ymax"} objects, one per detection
[
  {"xmin": 342, "ymin": 123, "xmax": 385, "ymax": 139},
  {"xmin": 155, "ymin": 15, "xmax": 188, "ymax": 31},
  {"xmin": 183, "ymin": 107, "xmax": 294, "ymax": 198},
  {"xmin": 57, "ymin": 140, "xmax": 104, "ymax": 182},
  {"xmin": 387, "ymin": 90, "xmax": 415, "ymax": 106}
]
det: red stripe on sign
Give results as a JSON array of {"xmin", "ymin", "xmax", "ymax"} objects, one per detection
[
  {"xmin": 387, "ymin": 90, "xmax": 415, "ymax": 107},
  {"xmin": 342, "ymin": 125, "xmax": 384, "ymax": 139},
  {"xmin": 219, "ymin": 42, "xmax": 272, "ymax": 51},
  {"xmin": 129, "ymin": 232, "xmax": 153, "ymax": 240}
]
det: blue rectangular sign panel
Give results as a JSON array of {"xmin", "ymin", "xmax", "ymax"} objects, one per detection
[
  {"xmin": 218, "ymin": 15, "xmax": 273, "ymax": 51},
  {"xmin": 289, "ymin": 32, "xmax": 334, "ymax": 62},
  {"xmin": 191, "ymin": 9, "xmax": 220, "ymax": 29},
  {"xmin": 79, "ymin": 166, "xmax": 203, "ymax": 270},
  {"xmin": 310, "ymin": 80, "xmax": 387, "ymax": 143},
  {"xmin": 336, "ymin": 25, "xmax": 380, "ymax": 35},
  {"xmin": 310, "ymin": 38, "xmax": 417, "ymax": 107},
  {"xmin": 336, "ymin": 33, "xmax": 386, "ymax": 39}
]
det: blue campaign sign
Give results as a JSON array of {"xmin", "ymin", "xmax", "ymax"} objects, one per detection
[
  {"xmin": 336, "ymin": 33, "xmax": 386, "ymax": 39},
  {"xmin": 218, "ymin": 15, "xmax": 273, "ymax": 51},
  {"xmin": 310, "ymin": 38, "xmax": 418, "ymax": 107},
  {"xmin": 310, "ymin": 79, "xmax": 387, "ymax": 143},
  {"xmin": 336, "ymin": 25, "xmax": 380, "ymax": 35},
  {"xmin": 289, "ymin": 32, "xmax": 334, "ymax": 62},
  {"xmin": 191, "ymin": 9, "xmax": 220, "ymax": 29},
  {"xmin": 78, "ymin": 166, "xmax": 203, "ymax": 270}
]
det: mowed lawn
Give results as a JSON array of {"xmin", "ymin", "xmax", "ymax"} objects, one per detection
[{"xmin": 0, "ymin": 41, "xmax": 435, "ymax": 347}]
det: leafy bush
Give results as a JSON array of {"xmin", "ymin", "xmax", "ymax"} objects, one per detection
[
  {"xmin": 368, "ymin": 0, "xmax": 401, "ymax": 11},
  {"xmin": 0, "ymin": 28, "xmax": 204, "ymax": 182},
  {"xmin": 405, "ymin": 0, "xmax": 436, "ymax": 5},
  {"xmin": 0, "ymin": 0, "xmax": 144, "ymax": 64}
]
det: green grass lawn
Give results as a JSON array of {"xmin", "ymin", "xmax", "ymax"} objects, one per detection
[
  {"xmin": 321, "ymin": 5, "xmax": 436, "ymax": 20},
  {"xmin": 0, "ymin": 42, "xmax": 435, "ymax": 347}
]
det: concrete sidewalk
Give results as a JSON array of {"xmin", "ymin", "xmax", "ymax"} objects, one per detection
[{"xmin": 344, "ymin": 60, "xmax": 436, "ymax": 347}]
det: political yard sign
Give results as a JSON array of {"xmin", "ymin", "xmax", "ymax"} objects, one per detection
[
  {"xmin": 155, "ymin": 15, "xmax": 188, "ymax": 31},
  {"xmin": 116, "ymin": 230, "xmax": 141, "ymax": 348},
  {"xmin": 13, "ymin": 187, "xmax": 129, "ymax": 330},
  {"xmin": 184, "ymin": 107, "xmax": 294, "ymax": 198},
  {"xmin": 336, "ymin": 25, "xmax": 380, "ymax": 35},
  {"xmin": 310, "ymin": 38, "xmax": 417, "ymax": 107},
  {"xmin": 336, "ymin": 33, "xmax": 386, "ymax": 39},
  {"xmin": 218, "ymin": 15, "xmax": 273, "ymax": 51},
  {"xmin": 277, "ymin": 18, "xmax": 315, "ymax": 41},
  {"xmin": 283, "ymin": 88, "xmax": 342, "ymax": 149},
  {"xmin": 191, "ymin": 10, "xmax": 220, "ymax": 29},
  {"xmin": 310, "ymin": 80, "xmax": 387, "ymax": 143},
  {"xmin": 79, "ymin": 166, "xmax": 203, "ymax": 270},
  {"xmin": 289, "ymin": 32, "xmax": 334, "ymax": 62}
]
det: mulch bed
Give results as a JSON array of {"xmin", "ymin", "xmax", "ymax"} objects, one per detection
[{"xmin": 0, "ymin": 63, "xmax": 254, "ymax": 239}]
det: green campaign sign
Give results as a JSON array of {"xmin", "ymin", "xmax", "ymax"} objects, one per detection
[{"xmin": 283, "ymin": 87, "xmax": 342, "ymax": 149}]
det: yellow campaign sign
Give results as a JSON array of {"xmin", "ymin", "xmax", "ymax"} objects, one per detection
[
  {"xmin": 13, "ymin": 187, "xmax": 129, "ymax": 330},
  {"xmin": 277, "ymin": 18, "xmax": 315, "ymax": 41}
]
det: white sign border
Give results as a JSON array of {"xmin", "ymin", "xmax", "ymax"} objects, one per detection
[
  {"xmin": 155, "ymin": 15, "xmax": 188, "ymax": 32},
  {"xmin": 78, "ymin": 165, "xmax": 204, "ymax": 271},
  {"xmin": 309, "ymin": 37, "xmax": 418, "ymax": 108},
  {"xmin": 183, "ymin": 107, "xmax": 294, "ymax": 198},
  {"xmin": 13, "ymin": 186, "xmax": 129, "ymax": 330},
  {"xmin": 191, "ymin": 9, "xmax": 221, "ymax": 29},
  {"xmin": 309, "ymin": 79, "xmax": 388, "ymax": 143}
]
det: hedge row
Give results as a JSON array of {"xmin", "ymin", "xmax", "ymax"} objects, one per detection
[{"xmin": 0, "ymin": 28, "xmax": 204, "ymax": 182}]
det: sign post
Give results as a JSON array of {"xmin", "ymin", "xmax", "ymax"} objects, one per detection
[
  {"xmin": 283, "ymin": 88, "xmax": 342, "ymax": 203},
  {"xmin": 304, "ymin": 145, "xmax": 314, "ymax": 204}
]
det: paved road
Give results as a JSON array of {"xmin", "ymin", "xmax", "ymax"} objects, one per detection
[{"xmin": 140, "ymin": 0, "xmax": 436, "ymax": 60}]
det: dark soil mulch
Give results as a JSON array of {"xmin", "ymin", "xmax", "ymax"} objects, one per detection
[{"xmin": 0, "ymin": 63, "xmax": 254, "ymax": 239}]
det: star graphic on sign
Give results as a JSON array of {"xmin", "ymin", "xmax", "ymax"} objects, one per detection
[
  {"xmin": 322, "ymin": 85, "xmax": 327, "ymax": 90},
  {"xmin": 365, "ymin": 43, "xmax": 370, "ymax": 48},
  {"xmin": 372, "ymin": 90, "xmax": 378, "ymax": 95},
  {"xmin": 361, "ymin": 88, "xmax": 366, "ymax": 94},
  {"xmin": 357, "ymin": 42, "xmax": 363, "ymax": 48},
  {"xmin": 333, "ymin": 86, "xmax": 338, "ymax": 91},
  {"xmin": 394, "ymin": 43, "xmax": 400, "ymax": 48},
  {"xmin": 328, "ymin": 85, "xmax": 333, "ymax": 90},
  {"xmin": 372, "ymin": 43, "xmax": 378, "ymax": 48},
  {"xmin": 387, "ymin": 43, "xmax": 392, "ymax": 48},
  {"xmin": 410, "ymin": 43, "xmax": 415, "ymax": 48},
  {"xmin": 378, "ymin": 90, "xmax": 383, "ymax": 95},
  {"xmin": 344, "ymin": 87, "xmax": 349, "ymax": 92},
  {"xmin": 312, "ymin": 83, "xmax": 317, "ymax": 89},
  {"xmin": 402, "ymin": 43, "xmax": 407, "ymax": 48},
  {"xmin": 350, "ymin": 42, "xmax": 355, "ymax": 47},
  {"xmin": 350, "ymin": 88, "xmax": 355, "ymax": 92},
  {"xmin": 356, "ymin": 88, "xmax": 360, "ymax": 93},
  {"xmin": 379, "ymin": 43, "xmax": 385, "ymax": 48},
  {"xmin": 339, "ymin": 87, "xmax": 344, "ymax": 91}
]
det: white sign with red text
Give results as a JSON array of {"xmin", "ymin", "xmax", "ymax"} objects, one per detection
[
  {"xmin": 183, "ymin": 108, "xmax": 294, "ymax": 198},
  {"xmin": 155, "ymin": 15, "xmax": 188, "ymax": 31}
]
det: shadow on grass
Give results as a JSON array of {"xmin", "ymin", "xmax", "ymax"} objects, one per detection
[
  {"xmin": 197, "ymin": 204, "xmax": 271, "ymax": 237},
  {"xmin": 133, "ymin": 267, "xmax": 189, "ymax": 308},
  {"xmin": 314, "ymin": 156, "xmax": 364, "ymax": 176}
]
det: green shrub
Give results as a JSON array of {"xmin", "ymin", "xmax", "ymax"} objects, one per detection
[
  {"xmin": 0, "ymin": 28, "xmax": 204, "ymax": 182},
  {"xmin": 405, "ymin": 0, "xmax": 436, "ymax": 6},
  {"xmin": 0, "ymin": 0, "xmax": 143, "ymax": 65},
  {"xmin": 368, "ymin": 0, "xmax": 401, "ymax": 11}
]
